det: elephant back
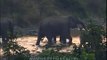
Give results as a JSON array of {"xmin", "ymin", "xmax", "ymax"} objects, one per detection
[{"xmin": 40, "ymin": 16, "xmax": 70, "ymax": 26}]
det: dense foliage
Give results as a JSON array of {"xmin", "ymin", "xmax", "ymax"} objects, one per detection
[
  {"xmin": 81, "ymin": 20, "xmax": 106, "ymax": 60},
  {"xmin": 2, "ymin": 39, "xmax": 30, "ymax": 60},
  {"xmin": 0, "ymin": 0, "xmax": 106, "ymax": 27}
]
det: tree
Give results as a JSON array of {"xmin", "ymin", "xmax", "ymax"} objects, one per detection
[{"xmin": 81, "ymin": 20, "xmax": 106, "ymax": 60}]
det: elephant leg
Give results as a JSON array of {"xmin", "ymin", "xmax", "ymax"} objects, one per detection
[
  {"xmin": 60, "ymin": 29, "xmax": 68, "ymax": 45},
  {"xmin": 60, "ymin": 35, "xmax": 66, "ymax": 45},
  {"xmin": 68, "ymin": 35, "xmax": 72, "ymax": 45},
  {"xmin": 53, "ymin": 36, "xmax": 56, "ymax": 45},
  {"xmin": 46, "ymin": 35, "xmax": 53, "ymax": 48},
  {"xmin": 2, "ymin": 34, "xmax": 9, "ymax": 44},
  {"xmin": 6, "ymin": 36, "xmax": 9, "ymax": 42},
  {"xmin": 36, "ymin": 34, "xmax": 43, "ymax": 45},
  {"xmin": 2, "ymin": 37, "xmax": 9, "ymax": 47},
  {"xmin": 2, "ymin": 37, "xmax": 6, "ymax": 43}
]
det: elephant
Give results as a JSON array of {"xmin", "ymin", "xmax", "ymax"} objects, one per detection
[
  {"xmin": 36, "ymin": 16, "xmax": 86, "ymax": 47},
  {"xmin": 0, "ymin": 18, "xmax": 14, "ymax": 44}
]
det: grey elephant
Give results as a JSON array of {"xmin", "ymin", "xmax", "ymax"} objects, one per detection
[
  {"xmin": 36, "ymin": 16, "xmax": 86, "ymax": 47},
  {"xmin": 0, "ymin": 18, "xmax": 14, "ymax": 44}
]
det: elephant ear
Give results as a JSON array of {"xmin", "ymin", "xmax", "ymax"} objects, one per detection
[{"xmin": 68, "ymin": 16, "xmax": 86, "ymax": 30}]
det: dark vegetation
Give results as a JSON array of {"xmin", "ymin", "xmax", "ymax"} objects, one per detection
[
  {"xmin": 0, "ymin": 0, "xmax": 106, "ymax": 27},
  {"xmin": 2, "ymin": 39, "xmax": 30, "ymax": 60},
  {"xmin": 0, "ymin": 0, "xmax": 106, "ymax": 60},
  {"xmin": 80, "ymin": 20, "xmax": 106, "ymax": 60}
]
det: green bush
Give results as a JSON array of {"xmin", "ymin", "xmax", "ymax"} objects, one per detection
[
  {"xmin": 81, "ymin": 49, "xmax": 95, "ymax": 60},
  {"xmin": 14, "ymin": 54, "xmax": 30, "ymax": 60},
  {"xmin": 3, "ymin": 39, "xmax": 30, "ymax": 60},
  {"xmin": 37, "ymin": 49, "xmax": 76, "ymax": 58}
]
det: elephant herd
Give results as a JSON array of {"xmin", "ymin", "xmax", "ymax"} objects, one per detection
[{"xmin": 0, "ymin": 16, "xmax": 86, "ymax": 47}]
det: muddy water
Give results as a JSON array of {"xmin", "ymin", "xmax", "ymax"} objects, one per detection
[{"xmin": 0, "ymin": 36, "xmax": 80, "ymax": 56}]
